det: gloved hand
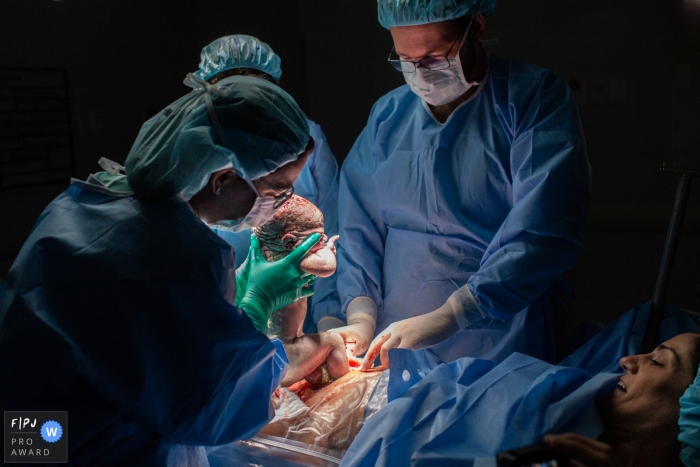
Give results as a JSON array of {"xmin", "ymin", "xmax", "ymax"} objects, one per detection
[
  {"xmin": 234, "ymin": 244, "xmax": 253, "ymax": 307},
  {"xmin": 319, "ymin": 297, "xmax": 377, "ymax": 357},
  {"xmin": 238, "ymin": 233, "xmax": 321, "ymax": 333},
  {"xmin": 360, "ymin": 286, "xmax": 487, "ymax": 370}
]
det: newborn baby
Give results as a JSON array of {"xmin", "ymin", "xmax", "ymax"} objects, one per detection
[{"xmin": 253, "ymin": 195, "xmax": 347, "ymax": 387}]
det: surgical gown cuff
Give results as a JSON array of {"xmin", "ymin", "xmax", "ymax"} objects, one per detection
[
  {"xmin": 317, "ymin": 316, "xmax": 346, "ymax": 332},
  {"xmin": 346, "ymin": 296, "xmax": 378, "ymax": 322},
  {"xmin": 270, "ymin": 338, "xmax": 289, "ymax": 385},
  {"xmin": 448, "ymin": 286, "xmax": 488, "ymax": 330}
]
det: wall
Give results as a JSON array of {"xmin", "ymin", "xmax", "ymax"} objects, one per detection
[
  {"xmin": 0, "ymin": 0, "xmax": 304, "ymax": 276},
  {"xmin": 1, "ymin": 1, "xmax": 699, "ymax": 332}
]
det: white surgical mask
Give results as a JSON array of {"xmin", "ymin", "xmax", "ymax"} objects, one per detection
[
  {"xmin": 404, "ymin": 18, "xmax": 482, "ymax": 106},
  {"xmin": 211, "ymin": 178, "xmax": 278, "ymax": 232}
]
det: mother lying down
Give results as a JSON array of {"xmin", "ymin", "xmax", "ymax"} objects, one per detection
[
  {"xmin": 548, "ymin": 332, "xmax": 700, "ymax": 467},
  {"xmin": 339, "ymin": 332, "xmax": 700, "ymax": 467}
]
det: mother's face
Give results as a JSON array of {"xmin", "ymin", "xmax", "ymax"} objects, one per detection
[{"xmin": 600, "ymin": 333, "xmax": 700, "ymax": 432}]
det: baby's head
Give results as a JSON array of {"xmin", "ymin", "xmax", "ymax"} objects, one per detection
[{"xmin": 253, "ymin": 194, "xmax": 338, "ymax": 277}]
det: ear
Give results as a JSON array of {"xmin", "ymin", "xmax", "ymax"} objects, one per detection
[
  {"xmin": 305, "ymin": 137, "xmax": 316, "ymax": 155},
  {"xmin": 281, "ymin": 233, "xmax": 298, "ymax": 251},
  {"xmin": 209, "ymin": 168, "xmax": 238, "ymax": 195}
]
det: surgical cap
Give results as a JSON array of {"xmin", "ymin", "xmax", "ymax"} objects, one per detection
[
  {"xmin": 125, "ymin": 75, "xmax": 309, "ymax": 202},
  {"xmin": 679, "ymin": 364, "xmax": 700, "ymax": 467},
  {"xmin": 193, "ymin": 35, "xmax": 282, "ymax": 82},
  {"xmin": 377, "ymin": 0, "xmax": 496, "ymax": 29}
]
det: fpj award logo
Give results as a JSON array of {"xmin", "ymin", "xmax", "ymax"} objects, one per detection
[{"xmin": 4, "ymin": 411, "xmax": 68, "ymax": 463}]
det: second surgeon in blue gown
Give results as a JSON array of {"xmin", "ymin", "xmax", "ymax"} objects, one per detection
[
  {"xmin": 193, "ymin": 35, "xmax": 341, "ymax": 329},
  {"xmin": 0, "ymin": 77, "xmax": 319, "ymax": 466},
  {"xmin": 321, "ymin": 0, "xmax": 591, "ymax": 367}
]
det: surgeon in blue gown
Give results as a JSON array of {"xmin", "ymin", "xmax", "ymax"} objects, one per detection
[
  {"xmin": 320, "ymin": 0, "xmax": 591, "ymax": 367},
  {"xmin": 193, "ymin": 35, "xmax": 340, "ymax": 330},
  {"xmin": 0, "ymin": 76, "xmax": 322, "ymax": 466}
]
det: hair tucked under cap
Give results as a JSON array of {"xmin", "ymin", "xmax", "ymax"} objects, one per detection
[
  {"xmin": 193, "ymin": 35, "xmax": 282, "ymax": 82},
  {"xmin": 125, "ymin": 76, "xmax": 309, "ymax": 202},
  {"xmin": 377, "ymin": 0, "xmax": 496, "ymax": 29}
]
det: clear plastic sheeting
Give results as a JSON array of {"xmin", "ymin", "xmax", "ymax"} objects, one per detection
[
  {"xmin": 362, "ymin": 369, "xmax": 389, "ymax": 420},
  {"xmin": 261, "ymin": 371, "xmax": 383, "ymax": 452},
  {"xmin": 207, "ymin": 434, "xmax": 342, "ymax": 466},
  {"xmin": 207, "ymin": 370, "xmax": 388, "ymax": 467}
]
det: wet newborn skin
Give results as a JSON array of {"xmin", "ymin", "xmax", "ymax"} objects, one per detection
[
  {"xmin": 253, "ymin": 195, "xmax": 339, "ymax": 277},
  {"xmin": 253, "ymin": 195, "xmax": 347, "ymax": 387}
]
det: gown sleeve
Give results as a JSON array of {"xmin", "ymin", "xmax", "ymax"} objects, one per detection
[
  {"xmin": 22, "ymin": 196, "xmax": 287, "ymax": 446},
  {"xmin": 467, "ymin": 68, "xmax": 591, "ymax": 320}
]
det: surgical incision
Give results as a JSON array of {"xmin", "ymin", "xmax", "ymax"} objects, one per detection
[{"xmin": 253, "ymin": 194, "xmax": 346, "ymax": 387}]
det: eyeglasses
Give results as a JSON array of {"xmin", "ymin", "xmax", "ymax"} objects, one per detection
[
  {"xmin": 387, "ymin": 25, "xmax": 469, "ymax": 73},
  {"xmin": 253, "ymin": 177, "xmax": 295, "ymax": 209}
]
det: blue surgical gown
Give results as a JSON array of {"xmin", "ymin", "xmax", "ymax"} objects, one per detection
[
  {"xmin": 213, "ymin": 120, "xmax": 340, "ymax": 327},
  {"xmin": 0, "ymin": 181, "xmax": 287, "ymax": 466},
  {"xmin": 335, "ymin": 56, "xmax": 590, "ymax": 362},
  {"xmin": 340, "ymin": 351, "xmax": 618, "ymax": 467}
]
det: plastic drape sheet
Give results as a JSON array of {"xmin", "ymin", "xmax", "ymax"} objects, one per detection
[
  {"xmin": 207, "ymin": 370, "xmax": 388, "ymax": 467},
  {"xmin": 262, "ymin": 371, "xmax": 384, "ymax": 451},
  {"xmin": 207, "ymin": 435, "xmax": 342, "ymax": 467}
]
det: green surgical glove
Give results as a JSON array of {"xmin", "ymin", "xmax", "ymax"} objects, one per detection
[
  {"xmin": 238, "ymin": 233, "xmax": 320, "ymax": 333},
  {"xmin": 235, "ymin": 243, "xmax": 253, "ymax": 308}
]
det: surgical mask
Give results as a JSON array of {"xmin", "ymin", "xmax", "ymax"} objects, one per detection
[
  {"xmin": 211, "ymin": 178, "xmax": 278, "ymax": 232},
  {"xmin": 404, "ymin": 19, "xmax": 482, "ymax": 106}
]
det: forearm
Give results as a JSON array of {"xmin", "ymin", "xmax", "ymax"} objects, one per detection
[{"xmin": 468, "ymin": 234, "xmax": 582, "ymax": 319}]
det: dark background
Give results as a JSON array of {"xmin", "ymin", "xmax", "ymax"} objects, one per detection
[{"xmin": 1, "ymin": 0, "xmax": 699, "ymax": 336}]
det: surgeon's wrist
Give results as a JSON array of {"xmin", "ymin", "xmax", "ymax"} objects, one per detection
[
  {"xmin": 448, "ymin": 286, "xmax": 487, "ymax": 329},
  {"xmin": 347, "ymin": 312, "xmax": 376, "ymax": 338},
  {"xmin": 317, "ymin": 316, "xmax": 346, "ymax": 332},
  {"xmin": 346, "ymin": 296, "xmax": 378, "ymax": 322},
  {"xmin": 239, "ymin": 298, "xmax": 270, "ymax": 334},
  {"xmin": 244, "ymin": 310, "xmax": 268, "ymax": 334}
]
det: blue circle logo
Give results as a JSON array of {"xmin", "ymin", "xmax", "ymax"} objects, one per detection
[{"xmin": 40, "ymin": 420, "xmax": 63, "ymax": 443}]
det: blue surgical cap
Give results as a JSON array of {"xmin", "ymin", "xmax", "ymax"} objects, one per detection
[
  {"xmin": 193, "ymin": 35, "xmax": 282, "ymax": 82},
  {"xmin": 377, "ymin": 0, "xmax": 496, "ymax": 29},
  {"xmin": 679, "ymin": 364, "xmax": 700, "ymax": 467},
  {"xmin": 125, "ymin": 75, "xmax": 309, "ymax": 202}
]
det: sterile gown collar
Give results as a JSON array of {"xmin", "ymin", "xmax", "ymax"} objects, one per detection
[{"xmin": 72, "ymin": 177, "xmax": 133, "ymax": 197}]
